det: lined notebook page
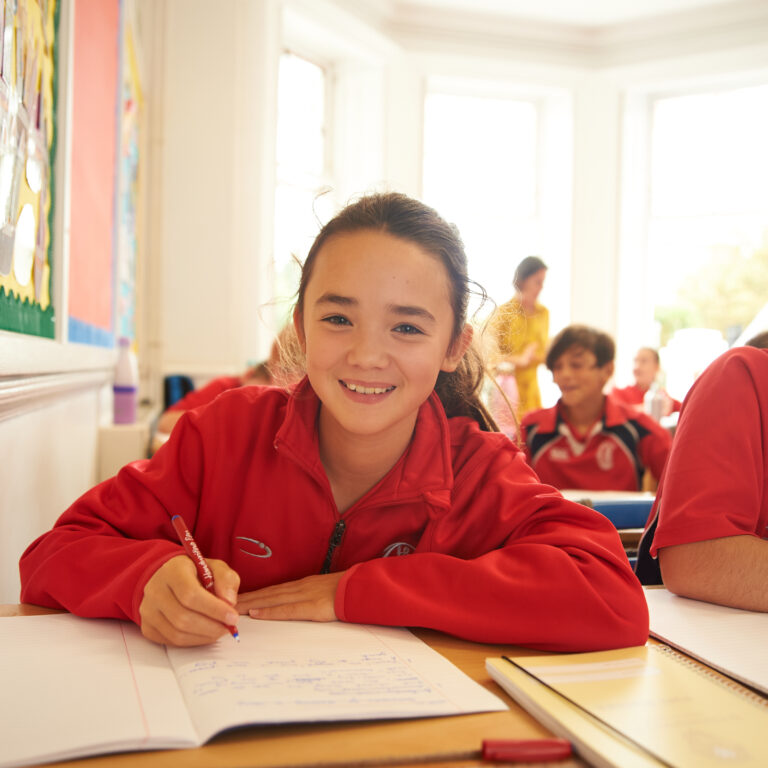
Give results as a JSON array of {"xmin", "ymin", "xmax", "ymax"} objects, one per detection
[
  {"xmin": 169, "ymin": 619, "xmax": 507, "ymax": 744},
  {"xmin": 645, "ymin": 587, "xmax": 768, "ymax": 695},
  {"xmin": 0, "ymin": 614, "xmax": 196, "ymax": 768}
]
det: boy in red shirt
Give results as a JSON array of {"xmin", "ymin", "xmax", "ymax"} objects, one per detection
[
  {"xmin": 611, "ymin": 346, "xmax": 681, "ymax": 416},
  {"xmin": 522, "ymin": 326, "xmax": 671, "ymax": 491}
]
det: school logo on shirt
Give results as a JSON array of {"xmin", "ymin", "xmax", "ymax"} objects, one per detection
[
  {"xmin": 382, "ymin": 542, "xmax": 415, "ymax": 557},
  {"xmin": 236, "ymin": 536, "xmax": 273, "ymax": 558},
  {"xmin": 596, "ymin": 442, "xmax": 615, "ymax": 471}
]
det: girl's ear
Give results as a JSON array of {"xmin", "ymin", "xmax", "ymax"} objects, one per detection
[
  {"xmin": 441, "ymin": 324, "xmax": 473, "ymax": 373},
  {"xmin": 292, "ymin": 307, "xmax": 306, "ymax": 351}
]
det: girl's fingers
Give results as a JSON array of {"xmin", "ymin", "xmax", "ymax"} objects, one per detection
[
  {"xmin": 237, "ymin": 572, "xmax": 343, "ymax": 621},
  {"xmin": 140, "ymin": 555, "xmax": 240, "ymax": 645},
  {"xmin": 207, "ymin": 559, "xmax": 241, "ymax": 605}
]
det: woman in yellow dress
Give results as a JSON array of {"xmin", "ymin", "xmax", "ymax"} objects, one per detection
[{"xmin": 490, "ymin": 256, "xmax": 549, "ymax": 421}]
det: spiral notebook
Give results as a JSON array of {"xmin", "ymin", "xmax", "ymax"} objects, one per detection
[
  {"xmin": 487, "ymin": 644, "xmax": 768, "ymax": 768},
  {"xmin": 645, "ymin": 586, "xmax": 768, "ymax": 696}
]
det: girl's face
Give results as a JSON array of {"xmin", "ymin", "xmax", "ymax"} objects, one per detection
[
  {"xmin": 519, "ymin": 268, "xmax": 546, "ymax": 303},
  {"xmin": 295, "ymin": 230, "xmax": 469, "ymax": 452}
]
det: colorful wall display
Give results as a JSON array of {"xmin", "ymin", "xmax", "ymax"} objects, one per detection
[
  {"xmin": 0, "ymin": 0, "xmax": 141, "ymax": 347},
  {"xmin": 0, "ymin": 0, "xmax": 57, "ymax": 338},
  {"xmin": 115, "ymin": 14, "xmax": 141, "ymax": 343}
]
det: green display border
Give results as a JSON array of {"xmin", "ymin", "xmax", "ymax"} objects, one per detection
[{"xmin": 0, "ymin": 0, "xmax": 60, "ymax": 339}]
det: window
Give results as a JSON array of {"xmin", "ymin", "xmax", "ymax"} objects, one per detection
[
  {"xmin": 422, "ymin": 82, "xmax": 571, "ymax": 325},
  {"xmin": 423, "ymin": 90, "xmax": 539, "ymax": 316},
  {"xmin": 273, "ymin": 53, "xmax": 334, "ymax": 327},
  {"xmin": 422, "ymin": 80, "xmax": 572, "ymax": 406},
  {"xmin": 644, "ymin": 83, "xmax": 768, "ymax": 396}
]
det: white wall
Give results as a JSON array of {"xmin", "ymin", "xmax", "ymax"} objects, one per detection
[
  {"xmin": 0, "ymin": 381, "xmax": 107, "ymax": 602},
  {"xmin": 155, "ymin": 0, "xmax": 281, "ymax": 380}
]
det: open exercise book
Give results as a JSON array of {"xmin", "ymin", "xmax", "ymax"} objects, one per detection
[
  {"xmin": 0, "ymin": 614, "xmax": 506, "ymax": 768},
  {"xmin": 487, "ymin": 644, "xmax": 768, "ymax": 768},
  {"xmin": 645, "ymin": 586, "xmax": 768, "ymax": 696}
]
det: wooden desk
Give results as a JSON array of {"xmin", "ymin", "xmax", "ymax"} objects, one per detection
[{"xmin": 1, "ymin": 605, "xmax": 585, "ymax": 768}]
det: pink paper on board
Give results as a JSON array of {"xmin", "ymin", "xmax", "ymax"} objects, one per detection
[{"xmin": 68, "ymin": 0, "xmax": 120, "ymax": 331}]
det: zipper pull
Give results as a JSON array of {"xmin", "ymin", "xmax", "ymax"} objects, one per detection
[{"xmin": 320, "ymin": 519, "xmax": 346, "ymax": 574}]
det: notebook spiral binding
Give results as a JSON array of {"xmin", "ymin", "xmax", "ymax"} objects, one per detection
[{"xmin": 652, "ymin": 644, "xmax": 768, "ymax": 710}]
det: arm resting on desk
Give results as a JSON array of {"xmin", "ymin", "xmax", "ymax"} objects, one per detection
[{"xmin": 659, "ymin": 535, "xmax": 768, "ymax": 612}]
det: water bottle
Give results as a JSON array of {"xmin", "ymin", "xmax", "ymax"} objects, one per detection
[
  {"xmin": 113, "ymin": 337, "xmax": 138, "ymax": 424},
  {"xmin": 644, "ymin": 383, "xmax": 665, "ymax": 422}
]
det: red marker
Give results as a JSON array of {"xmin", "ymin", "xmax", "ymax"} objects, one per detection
[
  {"xmin": 170, "ymin": 514, "xmax": 239, "ymax": 641},
  {"xmin": 482, "ymin": 738, "xmax": 572, "ymax": 763}
]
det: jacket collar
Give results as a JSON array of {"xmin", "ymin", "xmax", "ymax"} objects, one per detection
[{"xmin": 549, "ymin": 393, "xmax": 628, "ymax": 432}]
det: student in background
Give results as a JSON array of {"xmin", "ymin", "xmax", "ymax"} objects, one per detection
[
  {"xmin": 635, "ymin": 345, "xmax": 768, "ymax": 608},
  {"xmin": 20, "ymin": 193, "xmax": 647, "ymax": 652},
  {"xmin": 156, "ymin": 329, "xmax": 293, "ymax": 434},
  {"xmin": 488, "ymin": 256, "xmax": 549, "ymax": 420},
  {"xmin": 611, "ymin": 346, "xmax": 681, "ymax": 417},
  {"xmin": 157, "ymin": 363, "xmax": 270, "ymax": 434},
  {"xmin": 522, "ymin": 325, "xmax": 671, "ymax": 492}
]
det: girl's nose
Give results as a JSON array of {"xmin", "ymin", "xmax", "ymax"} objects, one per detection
[{"xmin": 347, "ymin": 330, "xmax": 388, "ymax": 368}]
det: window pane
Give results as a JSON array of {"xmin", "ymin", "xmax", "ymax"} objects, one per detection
[
  {"xmin": 422, "ymin": 92, "xmax": 539, "ymax": 312},
  {"xmin": 273, "ymin": 53, "xmax": 330, "ymax": 328},
  {"xmin": 651, "ymin": 85, "xmax": 768, "ymax": 217},
  {"xmin": 647, "ymin": 84, "xmax": 768, "ymax": 396},
  {"xmin": 276, "ymin": 53, "xmax": 325, "ymax": 176}
]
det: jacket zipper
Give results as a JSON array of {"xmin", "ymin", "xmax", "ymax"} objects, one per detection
[{"xmin": 320, "ymin": 519, "xmax": 347, "ymax": 574}]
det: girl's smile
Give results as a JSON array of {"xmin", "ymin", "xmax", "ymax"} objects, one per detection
[{"xmin": 340, "ymin": 380, "xmax": 396, "ymax": 399}]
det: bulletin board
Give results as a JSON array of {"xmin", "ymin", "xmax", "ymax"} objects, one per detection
[
  {"xmin": 0, "ymin": 0, "xmax": 58, "ymax": 338},
  {"xmin": 0, "ymin": 0, "xmax": 141, "ymax": 345}
]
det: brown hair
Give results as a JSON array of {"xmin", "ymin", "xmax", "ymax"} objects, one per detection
[
  {"xmin": 293, "ymin": 192, "xmax": 498, "ymax": 431},
  {"xmin": 745, "ymin": 331, "xmax": 768, "ymax": 349},
  {"xmin": 637, "ymin": 346, "xmax": 660, "ymax": 365},
  {"xmin": 545, "ymin": 325, "xmax": 615, "ymax": 370},
  {"xmin": 513, "ymin": 255, "xmax": 547, "ymax": 292}
]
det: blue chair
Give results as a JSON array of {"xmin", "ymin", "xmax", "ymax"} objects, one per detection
[{"xmin": 163, "ymin": 375, "xmax": 195, "ymax": 410}]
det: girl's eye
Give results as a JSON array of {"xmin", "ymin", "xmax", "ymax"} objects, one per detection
[
  {"xmin": 394, "ymin": 323, "xmax": 423, "ymax": 335},
  {"xmin": 322, "ymin": 315, "xmax": 351, "ymax": 326}
]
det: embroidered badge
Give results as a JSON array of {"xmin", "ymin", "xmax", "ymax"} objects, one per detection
[
  {"xmin": 236, "ymin": 536, "xmax": 273, "ymax": 558},
  {"xmin": 596, "ymin": 442, "xmax": 615, "ymax": 471},
  {"xmin": 382, "ymin": 542, "xmax": 415, "ymax": 557}
]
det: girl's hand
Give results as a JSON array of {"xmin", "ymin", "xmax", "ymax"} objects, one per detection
[
  {"xmin": 139, "ymin": 555, "xmax": 241, "ymax": 646},
  {"xmin": 236, "ymin": 572, "xmax": 344, "ymax": 622}
]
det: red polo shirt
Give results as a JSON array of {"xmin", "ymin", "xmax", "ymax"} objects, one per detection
[{"xmin": 522, "ymin": 395, "xmax": 671, "ymax": 491}]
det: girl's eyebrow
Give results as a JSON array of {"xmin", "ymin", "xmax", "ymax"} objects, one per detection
[
  {"xmin": 315, "ymin": 293, "xmax": 356, "ymax": 307},
  {"xmin": 387, "ymin": 304, "xmax": 436, "ymax": 323},
  {"xmin": 314, "ymin": 293, "xmax": 436, "ymax": 323}
]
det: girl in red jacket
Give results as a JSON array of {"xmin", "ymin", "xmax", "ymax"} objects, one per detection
[{"xmin": 20, "ymin": 192, "xmax": 648, "ymax": 651}]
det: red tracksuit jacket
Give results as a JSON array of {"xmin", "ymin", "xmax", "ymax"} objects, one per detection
[{"xmin": 20, "ymin": 379, "xmax": 648, "ymax": 651}]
